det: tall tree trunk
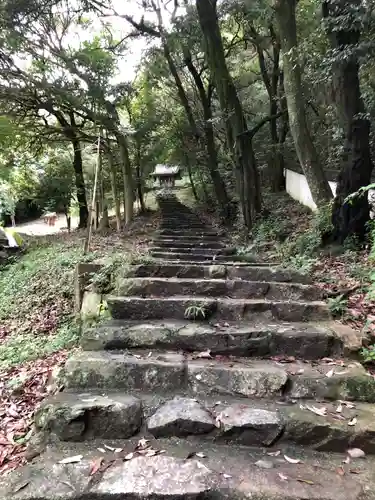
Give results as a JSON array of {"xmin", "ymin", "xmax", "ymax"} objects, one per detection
[
  {"xmin": 196, "ymin": 0, "xmax": 260, "ymax": 228},
  {"xmin": 274, "ymin": 0, "xmax": 332, "ymax": 206},
  {"xmin": 187, "ymin": 161, "xmax": 199, "ymax": 202},
  {"xmin": 251, "ymin": 23, "xmax": 286, "ymax": 192},
  {"xmin": 107, "ymin": 150, "xmax": 121, "ymax": 232},
  {"xmin": 71, "ymin": 138, "xmax": 89, "ymax": 228},
  {"xmin": 323, "ymin": 0, "xmax": 373, "ymax": 242},
  {"xmin": 183, "ymin": 49, "xmax": 231, "ymax": 218},
  {"xmin": 135, "ymin": 140, "xmax": 146, "ymax": 213},
  {"xmin": 116, "ymin": 133, "xmax": 134, "ymax": 225}
]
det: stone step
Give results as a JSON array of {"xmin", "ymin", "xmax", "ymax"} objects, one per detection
[
  {"xmin": 3, "ymin": 439, "xmax": 373, "ymax": 500},
  {"xmin": 61, "ymin": 350, "xmax": 373, "ymax": 402},
  {"xmin": 159, "ymin": 223, "xmax": 208, "ymax": 229},
  {"xmin": 81, "ymin": 319, "xmax": 351, "ymax": 359},
  {"xmin": 125, "ymin": 264, "xmax": 309, "ymax": 283},
  {"xmin": 33, "ymin": 390, "xmax": 375, "ymax": 454},
  {"xmin": 107, "ymin": 296, "xmax": 330, "ymax": 322},
  {"xmin": 118, "ymin": 278, "xmax": 322, "ymax": 301},
  {"xmin": 156, "ymin": 260, "xmax": 275, "ymax": 267},
  {"xmin": 156, "ymin": 229, "xmax": 219, "ymax": 237},
  {"xmin": 149, "ymin": 247, "xmax": 236, "ymax": 256},
  {"xmin": 152, "ymin": 239, "xmax": 227, "ymax": 249},
  {"xmin": 150, "ymin": 251, "xmax": 254, "ymax": 262},
  {"xmin": 155, "ymin": 232, "xmax": 222, "ymax": 240}
]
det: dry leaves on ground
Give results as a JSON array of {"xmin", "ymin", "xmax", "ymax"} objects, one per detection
[{"xmin": 0, "ymin": 351, "xmax": 68, "ymax": 475}]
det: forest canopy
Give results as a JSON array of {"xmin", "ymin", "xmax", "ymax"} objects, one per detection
[{"xmin": 0, "ymin": 0, "xmax": 373, "ymax": 243}]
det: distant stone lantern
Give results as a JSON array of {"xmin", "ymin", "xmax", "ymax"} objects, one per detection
[{"xmin": 150, "ymin": 164, "xmax": 181, "ymax": 188}]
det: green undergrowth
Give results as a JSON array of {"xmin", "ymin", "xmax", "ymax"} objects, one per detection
[
  {"xmin": 0, "ymin": 322, "xmax": 80, "ymax": 370},
  {"xmin": 88, "ymin": 250, "xmax": 154, "ymax": 295},
  {"xmin": 0, "ymin": 239, "xmax": 97, "ymax": 369}
]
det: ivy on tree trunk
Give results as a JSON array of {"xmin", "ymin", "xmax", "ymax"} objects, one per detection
[{"xmin": 323, "ymin": 0, "xmax": 374, "ymax": 243}]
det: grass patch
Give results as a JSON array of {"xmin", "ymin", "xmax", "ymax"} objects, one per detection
[{"xmin": 0, "ymin": 321, "xmax": 80, "ymax": 370}]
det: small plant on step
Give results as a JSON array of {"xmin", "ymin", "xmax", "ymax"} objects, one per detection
[
  {"xmin": 327, "ymin": 294, "xmax": 348, "ymax": 317},
  {"xmin": 184, "ymin": 305, "xmax": 206, "ymax": 320},
  {"xmin": 360, "ymin": 345, "xmax": 375, "ymax": 364}
]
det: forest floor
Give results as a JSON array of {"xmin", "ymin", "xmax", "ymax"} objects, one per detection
[{"xmin": 0, "ymin": 189, "xmax": 374, "ymax": 475}]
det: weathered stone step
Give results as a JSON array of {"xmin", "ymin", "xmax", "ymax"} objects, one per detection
[
  {"xmin": 126, "ymin": 263, "xmax": 309, "ymax": 282},
  {"xmin": 81, "ymin": 319, "xmax": 347, "ymax": 359},
  {"xmin": 149, "ymin": 247, "xmax": 236, "ymax": 257},
  {"xmin": 152, "ymin": 239, "xmax": 226, "ymax": 249},
  {"xmin": 155, "ymin": 232, "xmax": 222, "ymax": 240},
  {"xmin": 156, "ymin": 229, "xmax": 219, "ymax": 237},
  {"xmin": 2, "ymin": 439, "xmax": 372, "ymax": 500},
  {"xmin": 107, "ymin": 296, "xmax": 330, "ymax": 322},
  {"xmin": 118, "ymin": 278, "xmax": 322, "ymax": 301},
  {"xmin": 156, "ymin": 260, "xmax": 275, "ymax": 267},
  {"xmin": 61, "ymin": 350, "xmax": 373, "ymax": 401},
  {"xmin": 150, "ymin": 251, "xmax": 254, "ymax": 262},
  {"xmin": 159, "ymin": 222, "xmax": 207, "ymax": 229},
  {"xmin": 33, "ymin": 390, "xmax": 375, "ymax": 454}
]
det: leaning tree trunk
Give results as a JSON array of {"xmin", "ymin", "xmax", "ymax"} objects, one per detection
[
  {"xmin": 323, "ymin": 0, "xmax": 373, "ymax": 242},
  {"xmin": 274, "ymin": 0, "xmax": 332, "ymax": 206},
  {"xmin": 71, "ymin": 138, "xmax": 89, "ymax": 228},
  {"xmin": 196, "ymin": 0, "xmax": 260, "ymax": 228}
]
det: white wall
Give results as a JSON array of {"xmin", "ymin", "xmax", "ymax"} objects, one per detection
[{"xmin": 285, "ymin": 169, "xmax": 375, "ymax": 216}]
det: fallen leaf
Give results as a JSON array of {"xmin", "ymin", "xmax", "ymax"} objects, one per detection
[
  {"xmin": 58, "ymin": 455, "xmax": 83, "ymax": 464},
  {"xmin": 278, "ymin": 472, "xmax": 288, "ymax": 481},
  {"xmin": 114, "ymin": 448, "xmax": 122, "ymax": 453},
  {"xmin": 195, "ymin": 374, "xmax": 202, "ymax": 381},
  {"xmin": 195, "ymin": 452, "xmax": 206, "ymax": 458},
  {"xmin": 267, "ymin": 450, "xmax": 281, "ymax": 457},
  {"xmin": 195, "ymin": 350, "xmax": 212, "ymax": 359},
  {"xmin": 335, "ymin": 370, "xmax": 349, "ymax": 376},
  {"xmin": 89, "ymin": 457, "xmax": 103, "ymax": 476},
  {"xmin": 347, "ymin": 448, "xmax": 365, "ymax": 458},
  {"xmin": 336, "ymin": 403, "xmax": 343, "ymax": 413},
  {"xmin": 97, "ymin": 448, "xmax": 106, "ymax": 453},
  {"xmin": 104, "ymin": 444, "xmax": 116, "ymax": 451},
  {"xmin": 338, "ymin": 401, "xmax": 355, "ymax": 409},
  {"xmin": 305, "ymin": 405, "xmax": 327, "ymax": 417},
  {"xmin": 349, "ymin": 469, "xmax": 362, "ymax": 474},
  {"xmin": 348, "ymin": 417, "xmax": 357, "ymax": 426},
  {"xmin": 325, "ymin": 369, "xmax": 334, "ymax": 378},
  {"xmin": 284, "ymin": 455, "xmax": 302, "ymax": 464},
  {"xmin": 297, "ymin": 478, "xmax": 314, "ymax": 485},
  {"xmin": 336, "ymin": 467, "xmax": 345, "ymax": 476},
  {"xmin": 124, "ymin": 452, "xmax": 134, "ymax": 460},
  {"xmin": 148, "ymin": 352, "xmax": 152, "ymax": 357},
  {"xmin": 145, "ymin": 449, "xmax": 158, "ymax": 457},
  {"xmin": 13, "ymin": 480, "xmax": 30, "ymax": 493},
  {"xmin": 221, "ymin": 473, "xmax": 232, "ymax": 479},
  {"xmin": 137, "ymin": 438, "xmax": 149, "ymax": 449}
]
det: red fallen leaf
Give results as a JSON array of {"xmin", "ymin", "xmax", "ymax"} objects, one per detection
[
  {"xmin": 90, "ymin": 457, "xmax": 103, "ymax": 476},
  {"xmin": 336, "ymin": 467, "xmax": 345, "ymax": 476}
]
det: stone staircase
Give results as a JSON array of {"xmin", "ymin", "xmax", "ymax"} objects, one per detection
[{"xmin": 2, "ymin": 194, "xmax": 375, "ymax": 500}]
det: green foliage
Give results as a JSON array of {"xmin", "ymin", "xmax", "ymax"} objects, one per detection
[
  {"xmin": 327, "ymin": 294, "xmax": 348, "ymax": 317},
  {"xmin": 184, "ymin": 305, "xmax": 206, "ymax": 320},
  {"xmin": 361, "ymin": 346, "xmax": 375, "ymax": 364},
  {"xmin": 0, "ymin": 321, "xmax": 80, "ymax": 370},
  {"xmin": 283, "ymin": 255, "xmax": 317, "ymax": 275},
  {"xmin": 89, "ymin": 254, "xmax": 125, "ymax": 294}
]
